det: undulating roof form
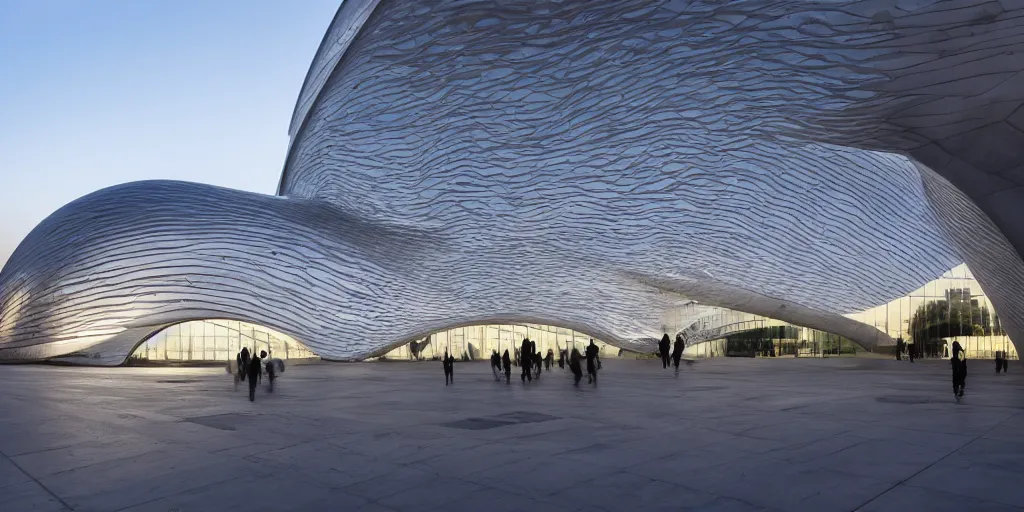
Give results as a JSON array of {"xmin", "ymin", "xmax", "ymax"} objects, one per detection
[{"xmin": 2, "ymin": 0, "xmax": 1023, "ymax": 363}]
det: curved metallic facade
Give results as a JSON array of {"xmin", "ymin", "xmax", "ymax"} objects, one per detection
[{"xmin": 2, "ymin": 0, "xmax": 1023, "ymax": 363}]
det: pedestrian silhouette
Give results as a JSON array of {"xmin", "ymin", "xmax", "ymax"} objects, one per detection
[
  {"xmin": 247, "ymin": 351, "xmax": 262, "ymax": 402},
  {"xmin": 443, "ymin": 350, "xmax": 454, "ymax": 385},
  {"xmin": 569, "ymin": 348, "xmax": 584, "ymax": 386},
  {"xmin": 502, "ymin": 349, "xmax": 512, "ymax": 384},
  {"xmin": 951, "ymin": 341, "xmax": 967, "ymax": 401},
  {"xmin": 545, "ymin": 349, "xmax": 554, "ymax": 370},
  {"xmin": 260, "ymin": 350, "xmax": 276, "ymax": 393},
  {"xmin": 659, "ymin": 334, "xmax": 671, "ymax": 369},
  {"xmin": 520, "ymin": 338, "xmax": 533, "ymax": 383},
  {"xmin": 491, "ymin": 350, "xmax": 501, "ymax": 381},
  {"xmin": 672, "ymin": 335, "xmax": 685, "ymax": 375},
  {"xmin": 240, "ymin": 346, "xmax": 251, "ymax": 382},
  {"xmin": 586, "ymin": 339, "xmax": 600, "ymax": 385}
]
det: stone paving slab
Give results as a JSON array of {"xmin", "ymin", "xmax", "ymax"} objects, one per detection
[{"xmin": 0, "ymin": 357, "xmax": 1022, "ymax": 511}]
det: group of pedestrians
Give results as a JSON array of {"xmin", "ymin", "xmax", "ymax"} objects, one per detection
[
  {"xmin": 464, "ymin": 338, "xmax": 603, "ymax": 387},
  {"xmin": 230, "ymin": 347, "xmax": 282, "ymax": 402},
  {"xmin": 657, "ymin": 334, "xmax": 688, "ymax": 375}
]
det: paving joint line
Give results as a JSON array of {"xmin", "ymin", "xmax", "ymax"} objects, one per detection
[
  {"xmin": 0, "ymin": 450, "xmax": 75, "ymax": 511},
  {"xmin": 850, "ymin": 409, "xmax": 1021, "ymax": 512}
]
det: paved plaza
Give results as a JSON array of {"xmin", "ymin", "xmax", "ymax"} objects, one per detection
[{"xmin": 1, "ymin": 357, "xmax": 1023, "ymax": 512}]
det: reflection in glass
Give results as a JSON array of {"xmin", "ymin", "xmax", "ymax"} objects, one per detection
[{"xmin": 128, "ymin": 319, "xmax": 317, "ymax": 364}]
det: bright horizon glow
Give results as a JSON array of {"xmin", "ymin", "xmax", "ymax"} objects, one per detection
[{"xmin": 0, "ymin": 0, "xmax": 340, "ymax": 268}]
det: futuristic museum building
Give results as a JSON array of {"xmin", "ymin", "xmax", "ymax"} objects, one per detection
[{"xmin": 1, "ymin": 0, "xmax": 1023, "ymax": 365}]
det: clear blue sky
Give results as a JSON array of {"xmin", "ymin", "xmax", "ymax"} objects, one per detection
[{"xmin": 0, "ymin": 0, "xmax": 340, "ymax": 268}]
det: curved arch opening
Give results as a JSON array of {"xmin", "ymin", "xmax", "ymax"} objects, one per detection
[
  {"xmin": 368, "ymin": 322, "xmax": 620, "ymax": 362},
  {"xmin": 126, "ymin": 319, "xmax": 319, "ymax": 366}
]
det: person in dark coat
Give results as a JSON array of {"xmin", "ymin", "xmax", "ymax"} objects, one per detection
[
  {"xmin": 569, "ymin": 348, "xmax": 584, "ymax": 386},
  {"xmin": 247, "ymin": 350, "xmax": 262, "ymax": 402},
  {"xmin": 491, "ymin": 350, "xmax": 502, "ymax": 381},
  {"xmin": 558, "ymin": 349, "xmax": 566, "ymax": 369},
  {"xmin": 520, "ymin": 338, "xmax": 533, "ymax": 383},
  {"xmin": 502, "ymin": 349, "xmax": 512, "ymax": 384},
  {"xmin": 447, "ymin": 352, "xmax": 456, "ymax": 385},
  {"xmin": 672, "ymin": 335, "xmax": 685, "ymax": 375},
  {"xmin": 586, "ymin": 340, "xmax": 600, "ymax": 385},
  {"xmin": 659, "ymin": 334, "xmax": 671, "ymax": 369},
  {"xmin": 443, "ymin": 350, "xmax": 453, "ymax": 385},
  {"xmin": 533, "ymin": 350, "xmax": 543, "ymax": 380},
  {"xmin": 996, "ymin": 350, "xmax": 1003, "ymax": 374},
  {"xmin": 240, "ymin": 346, "xmax": 251, "ymax": 382},
  {"xmin": 951, "ymin": 341, "xmax": 967, "ymax": 400},
  {"xmin": 545, "ymin": 349, "xmax": 554, "ymax": 370}
]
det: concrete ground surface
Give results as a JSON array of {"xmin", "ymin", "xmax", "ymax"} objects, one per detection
[{"xmin": 1, "ymin": 357, "xmax": 1023, "ymax": 512}]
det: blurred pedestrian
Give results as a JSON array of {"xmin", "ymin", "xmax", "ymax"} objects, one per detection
[
  {"xmin": 586, "ymin": 339, "xmax": 600, "ymax": 385},
  {"xmin": 659, "ymin": 334, "xmax": 671, "ymax": 369},
  {"xmin": 569, "ymin": 348, "xmax": 584, "ymax": 386},
  {"xmin": 502, "ymin": 349, "xmax": 512, "ymax": 384},
  {"xmin": 520, "ymin": 338, "xmax": 533, "ymax": 383},
  {"xmin": 672, "ymin": 335, "xmax": 685, "ymax": 375},
  {"xmin": 951, "ymin": 341, "xmax": 967, "ymax": 401},
  {"xmin": 247, "ymin": 350, "xmax": 262, "ymax": 402},
  {"xmin": 443, "ymin": 350, "xmax": 453, "ymax": 385},
  {"xmin": 491, "ymin": 350, "xmax": 502, "ymax": 381}
]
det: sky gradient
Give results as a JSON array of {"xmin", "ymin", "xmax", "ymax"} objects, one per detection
[{"xmin": 0, "ymin": 0, "xmax": 340, "ymax": 267}]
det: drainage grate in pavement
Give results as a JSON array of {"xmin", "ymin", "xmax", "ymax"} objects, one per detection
[
  {"xmin": 185, "ymin": 413, "xmax": 249, "ymax": 431},
  {"xmin": 443, "ymin": 410, "xmax": 559, "ymax": 430},
  {"xmin": 876, "ymin": 396, "xmax": 932, "ymax": 404}
]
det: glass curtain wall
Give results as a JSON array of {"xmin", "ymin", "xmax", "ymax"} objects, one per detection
[
  {"xmin": 379, "ymin": 323, "xmax": 615, "ymax": 361},
  {"xmin": 128, "ymin": 319, "xmax": 317, "ymax": 363},
  {"xmin": 846, "ymin": 263, "xmax": 1017, "ymax": 360}
]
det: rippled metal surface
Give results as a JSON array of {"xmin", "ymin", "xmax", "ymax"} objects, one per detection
[{"xmin": 2, "ymin": 0, "xmax": 1022, "ymax": 362}]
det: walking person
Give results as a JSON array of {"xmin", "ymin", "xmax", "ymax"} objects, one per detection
[
  {"xmin": 260, "ymin": 351, "xmax": 277, "ymax": 393},
  {"xmin": 533, "ymin": 350, "xmax": 543, "ymax": 380},
  {"xmin": 545, "ymin": 349, "xmax": 554, "ymax": 370},
  {"xmin": 569, "ymin": 348, "xmax": 584, "ymax": 387},
  {"xmin": 448, "ymin": 351, "xmax": 456, "ymax": 385},
  {"xmin": 659, "ymin": 334, "xmax": 671, "ymax": 369},
  {"xmin": 586, "ymin": 339, "xmax": 600, "ymax": 385},
  {"xmin": 491, "ymin": 350, "xmax": 502, "ymax": 381},
  {"xmin": 240, "ymin": 346, "xmax": 251, "ymax": 382},
  {"xmin": 951, "ymin": 341, "xmax": 967, "ymax": 401},
  {"xmin": 908, "ymin": 342, "xmax": 915, "ymax": 363},
  {"xmin": 502, "ymin": 349, "xmax": 512, "ymax": 384},
  {"xmin": 247, "ymin": 350, "xmax": 262, "ymax": 402},
  {"xmin": 520, "ymin": 338, "xmax": 533, "ymax": 383},
  {"xmin": 443, "ymin": 350, "xmax": 453, "ymax": 385},
  {"xmin": 230, "ymin": 352, "xmax": 242, "ymax": 391},
  {"xmin": 530, "ymin": 340, "xmax": 539, "ymax": 375},
  {"xmin": 672, "ymin": 335, "xmax": 685, "ymax": 375}
]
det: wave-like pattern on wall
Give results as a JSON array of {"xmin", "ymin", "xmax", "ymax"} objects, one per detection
[{"xmin": 3, "ymin": 0, "xmax": 1022, "ymax": 362}]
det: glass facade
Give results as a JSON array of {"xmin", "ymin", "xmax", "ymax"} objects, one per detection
[
  {"xmin": 845, "ymin": 264, "xmax": 1017, "ymax": 360},
  {"xmin": 128, "ymin": 319, "xmax": 317, "ymax": 364},
  {"xmin": 376, "ymin": 323, "xmax": 618, "ymax": 361},
  {"xmin": 685, "ymin": 263, "xmax": 1017, "ymax": 360}
]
